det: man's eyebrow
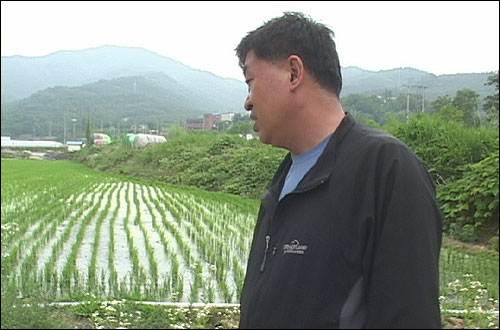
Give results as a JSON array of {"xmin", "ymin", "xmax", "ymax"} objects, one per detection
[{"xmin": 243, "ymin": 65, "xmax": 249, "ymax": 77}]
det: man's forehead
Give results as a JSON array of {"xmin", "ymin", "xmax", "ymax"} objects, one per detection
[{"xmin": 243, "ymin": 51, "xmax": 256, "ymax": 76}]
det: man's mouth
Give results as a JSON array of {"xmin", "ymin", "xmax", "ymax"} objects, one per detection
[{"xmin": 254, "ymin": 121, "xmax": 261, "ymax": 132}]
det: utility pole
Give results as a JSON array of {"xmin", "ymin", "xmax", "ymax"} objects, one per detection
[
  {"xmin": 72, "ymin": 118, "xmax": 77, "ymax": 140},
  {"xmin": 403, "ymin": 79, "xmax": 427, "ymax": 121},
  {"xmin": 70, "ymin": 108, "xmax": 76, "ymax": 140},
  {"xmin": 63, "ymin": 113, "xmax": 67, "ymax": 144},
  {"xmin": 403, "ymin": 84, "xmax": 410, "ymax": 123},
  {"xmin": 421, "ymin": 77, "xmax": 426, "ymax": 113}
]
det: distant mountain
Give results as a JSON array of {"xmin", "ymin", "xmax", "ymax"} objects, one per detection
[
  {"xmin": 2, "ymin": 45, "xmax": 495, "ymax": 105},
  {"xmin": 1, "ymin": 45, "xmax": 247, "ymax": 112},
  {"xmin": 341, "ymin": 66, "xmax": 496, "ymax": 100},
  {"xmin": 1, "ymin": 72, "xmax": 238, "ymax": 140}
]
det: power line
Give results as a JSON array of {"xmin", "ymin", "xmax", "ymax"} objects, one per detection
[{"xmin": 402, "ymin": 79, "xmax": 427, "ymax": 122}]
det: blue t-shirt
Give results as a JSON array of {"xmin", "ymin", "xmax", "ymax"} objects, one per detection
[{"xmin": 279, "ymin": 134, "xmax": 332, "ymax": 201}]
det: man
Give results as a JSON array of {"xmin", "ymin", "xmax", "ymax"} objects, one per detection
[{"xmin": 235, "ymin": 12, "xmax": 443, "ymax": 329}]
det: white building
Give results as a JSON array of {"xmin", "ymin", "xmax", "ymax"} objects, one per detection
[
  {"xmin": 66, "ymin": 141, "xmax": 83, "ymax": 152},
  {"xmin": 221, "ymin": 112, "xmax": 235, "ymax": 122},
  {"xmin": 1, "ymin": 139, "xmax": 64, "ymax": 148}
]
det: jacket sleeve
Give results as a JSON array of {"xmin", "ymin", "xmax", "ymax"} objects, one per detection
[{"xmin": 364, "ymin": 143, "xmax": 443, "ymax": 329}]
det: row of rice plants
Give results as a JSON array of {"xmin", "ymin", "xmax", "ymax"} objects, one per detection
[
  {"xmin": 143, "ymin": 185, "xmax": 192, "ymax": 301},
  {"xmin": 142, "ymin": 185, "xmax": 203, "ymax": 301},
  {"xmin": 59, "ymin": 183, "xmax": 115, "ymax": 296},
  {"xmin": 4, "ymin": 197, "xmax": 74, "ymax": 277},
  {"xmin": 180, "ymin": 194, "xmax": 256, "ymax": 296},
  {"xmin": 159, "ymin": 189, "xmax": 255, "ymax": 302},
  {"xmin": 39, "ymin": 193, "xmax": 98, "ymax": 298},
  {"xmin": 122, "ymin": 182, "xmax": 149, "ymax": 295},
  {"xmin": 137, "ymin": 184, "xmax": 182, "ymax": 300},
  {"xmin": 1, "ymin": 160, "xmax": 256, "ymax": 303},
  {"xmin": 3, "ymin": 178, "xmax": 112, "ymax": 298},
  {"xmin": 106, "ymin": 182, "xmax": 121, "ymax": 296},
  {"xmin": 131, "ymin": 184, "xmax": 162, "ymax": 296},
  {"xmin": 2, "ymin": 182, "xmax": 96, "ymax": 260},
  {"xmin": 110, "ymin": 183, "xmax": 136, "ymax": 296},
  {"xmin": 85, "ymin": 183, "xmax": 120, "ymax": 296},
  {"xmin": 155, "ymin": 189, "xmax": 225, "ymax": 301},
  {"xmin": 176, "ymin": 200, "xmax": 236, "ymax": 301}
]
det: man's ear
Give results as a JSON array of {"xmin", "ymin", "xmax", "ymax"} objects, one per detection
[{"xmin": 288, "ymin": 55, "xmax": 304, "ymax": 91}]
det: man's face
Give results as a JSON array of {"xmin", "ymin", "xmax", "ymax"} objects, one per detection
[{"xmin": 243, "ymin": 50, "xmax": 290, "ymax": 146}]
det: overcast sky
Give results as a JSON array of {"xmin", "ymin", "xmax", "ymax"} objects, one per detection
[{"xmin": 2, "ymin": 1, "xmax": 499, "ymax": 82}]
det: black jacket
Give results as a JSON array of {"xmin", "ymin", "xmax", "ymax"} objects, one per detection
[{"xmin": 239, "ymin": 113, "xmax": 443, "ymax": 329}]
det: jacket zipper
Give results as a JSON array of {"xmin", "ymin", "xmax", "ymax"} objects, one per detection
[
  {"xmin": 260, "ymin": 235, "xmax": 271, "ymax": 272},
  {"xmin": 257, "ymin": 177, "xmax": 329, "ymax": 275}
]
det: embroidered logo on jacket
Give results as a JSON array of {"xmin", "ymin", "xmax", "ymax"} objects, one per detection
[{"xmin": 283, "ymin": 240, "xmax": 308, "ymax": 255}]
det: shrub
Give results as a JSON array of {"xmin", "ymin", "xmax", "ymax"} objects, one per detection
[
  {"xmin": 438, "ymin": 151, "xmax": 499, "ymax": 243},
  {"xmin": 386, "ymin": 114, "xmax": 498, "ymax": 184},
  {"xmin": 77, "ymin": 133, "xmax": 286, "ymax": 199}
]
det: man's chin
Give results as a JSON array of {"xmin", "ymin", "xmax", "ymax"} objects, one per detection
[{"xmin": 257, "ymin": 133, "xmax": 270, "ymax": 145}]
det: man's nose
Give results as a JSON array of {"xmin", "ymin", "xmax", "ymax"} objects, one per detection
[{"xmin": 244, "ymin": 95, "xmax": 253, "ymax": 111}]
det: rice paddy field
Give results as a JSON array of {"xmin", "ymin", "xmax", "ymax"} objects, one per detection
[
  {"xmin": 1, "ymin": 159, "xmax": 498, "ymax": 328},
  {"xmin": 1, "ymin": 159, "xmax": 258, "ymax": 304}
]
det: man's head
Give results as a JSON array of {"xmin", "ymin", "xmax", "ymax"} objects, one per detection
[
  {"xmin": 235, "ymin": 12, "xmax": 343, "ymax": 152},
  {"xmin": 236, "ymin": 12, "xmax": 342, "ymax": 98}
]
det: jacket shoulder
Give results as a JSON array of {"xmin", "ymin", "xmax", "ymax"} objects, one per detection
[{"xmin": 341, "ymin": 122, "xmax": 412, "ymax": 158}]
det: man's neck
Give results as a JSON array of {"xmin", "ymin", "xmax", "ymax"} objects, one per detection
[{"xmin": 286, "ymin": 102, "xmax": 345, "ymax": 155}]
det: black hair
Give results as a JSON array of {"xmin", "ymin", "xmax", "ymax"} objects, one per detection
[{"xmin": 235, "ymin": 12, "xmax": 342, "ymax": 97}]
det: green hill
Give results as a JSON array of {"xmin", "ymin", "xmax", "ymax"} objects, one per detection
[
  {"xmin": 342, "ymin": 66, "xmax": 496, "ymax": 100},
  {"xmin": 1, "ymin": 72, "xmax": 237, "ymax": 140},
  {"xmin": 1, "ymin": 45, "xmax": 247, "ymax": 108},
  {"xmin": 75, "ymin": 132, "xmax": 287, "ymax": 199}
]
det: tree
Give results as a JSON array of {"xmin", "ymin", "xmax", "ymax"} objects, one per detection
[
  {"xmin": 431, "ymin": 95, "xmax": 453, "ymax": 112},
  {"xmin": 228, "ymin": 121, "xmax": 254, "ymax": 136},
  {"xmin": 438, "ymin": 105, "xmax": 466, "ymax": 123},
  {"xmin": 85, "ymin": 111, "xmax": 93, "ymax": 146},
  {"xmin": 341, "ymin": 94, "xmax": 384, "ymax": 123},
  {"xmin": 432, "ymin": 96, "xmax": 464, "ymax": 123},
  {"xmin": 453, "ymin": 89, "xmax": 480, "ymax": 127},
  {"xmin": 483, "ymin": 71, "xmax": 499, "ymax": 126},
  {"xmin": 166, "ymin": 123, "xmax": 186, "ymax": 139}
]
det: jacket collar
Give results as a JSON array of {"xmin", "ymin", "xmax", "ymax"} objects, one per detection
[
  {"xmin": 296, "ymin": 112, "xmax": 356, "ymax": 191},
  {"xmin": 266, "ymin": 112, "xmax": 356, "ymax": 201}
]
